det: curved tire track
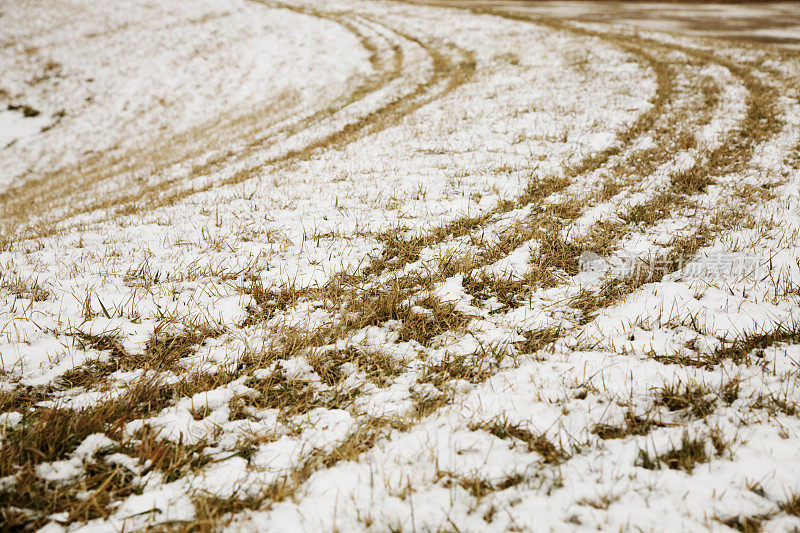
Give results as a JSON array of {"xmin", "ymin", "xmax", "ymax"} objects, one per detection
[{"xmin": 0, "ymin": 3, "xmax": 407, "ymax": 237}]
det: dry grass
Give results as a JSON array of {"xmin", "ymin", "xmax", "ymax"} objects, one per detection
[
  {"xmin": 172, "ymin": 415, "xmax": 402, "ymax": 524},
  {"xmin": 455, "ymin": 472, "xmax": 526, "ymax": 499},
  {"xmin": 593, "ymin": 411, "xmax": 668, "ymax": 440},
  {"xmin": 719, "ymin": 514, "xmax": 771, "ymax": 533},
  {"xmin": 0, "ymin": 274, "xmax": 50, "ymax": 302},
  {"xmin": 62, "ymin": 327, "xmax": 223, "ymax": 388},
  {"xmin": 0, "ymin": 5, "xmax": 399, "ymax": 238},
  {"xmin": 307, "ymin": 346, "xmax": 404, "ymax": 387},
  {"xmin": 1, "ymin": 6, "xmax": 477, "ymax": 242},
  {"xmin": 0, "ymin": 377, "xmax": 194, "ymax": 528},
  {"xmin": 421, "ymin": 353, "xmax": 495, "ymax": 387},
  {"xmin": 636, "ymin": 431, "xmax": 724, "ymax": 473},
  {"xmin": 656, "ymin": 382, "xmax": 718, "ymax": 418},
  {"xmin": 750, "ymin": 391, "xmax": 799, "ymax": 418},
  {"xmin": 472, "ymin": 418, "xmax": 565, "ymax": 464},
  {"xmin": 782, "ymin": 494, "xmax": 800, "ymax": 517},
  {"xmin": 710, "ymin": 322, "xmax": 800, "ymax": 366},
  {"xmin": 2, "ymin": 0, "xmax": 797, "ymax": 528},
  {"xmin": 236, "ymin": 371, "xmax": 323, "ymax": 417},
  {"xmin": 514, "ymin": 327, "xmax": 563, "ymax": 355}
]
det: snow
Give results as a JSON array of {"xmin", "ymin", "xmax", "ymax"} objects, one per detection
[
  {"xmin": 0, "ymin": 109, "xmax": 51, "ymax": 148},
  {"xmin": 1, "ymin": 0, "xmax": 800, "ymax": 530},
  {"xmin": 36, "ymin": 433, "xmax": 115, "ymax": 483}
]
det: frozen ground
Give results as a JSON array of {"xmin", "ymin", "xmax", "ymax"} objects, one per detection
[{"xmin": 1, "ymin": 0, "xmax": 800, "ymax": 531}]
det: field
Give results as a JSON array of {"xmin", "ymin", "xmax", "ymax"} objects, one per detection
[{"xmin": 1, "ymin": 0, "xmax": 800, "ymax": 530}]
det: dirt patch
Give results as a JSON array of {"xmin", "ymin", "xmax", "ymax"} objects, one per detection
[{"xmin": 456, "ymin": 1, "xmax": 800, "ymax": 45}]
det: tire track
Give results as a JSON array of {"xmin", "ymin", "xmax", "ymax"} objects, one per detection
[
  {"xmin": 0, "ymin": 2, "xmax": 406, "ymax": 239},
  {"xmin": 423, "ymin": 5, "xmax": 782, "ymax": 309},
  {"xmin": 240, "ymin": 7, "xmax": 732, "ymax": 323},
  {"xmin": 151, "ymin": 3, "xmax": 759, "ymax": 514},
  {"xmin": 2, "ymin": 2, "xmax": 477, "ymax": 240},
  {"xmin": 48, "ymin": 0, "xmax": 690, "ymax": 391},
  {"xmin": 0, "ymin": 1, "xmax": 477, "ymax": 409},
  {"xmin": 232, "ymin": 0, "xmax": 687, "ymax": 324},
  {"xmin": 229, "ymin": 6, "xmax": 791, "ymax": 512},
  {"xmin": 52, "ymin": 4, "xmax": 758, "ymax": 407},
  {"xmin": 97, "ymin": 7, "xmax": 476, "ymax": 220},
  {"xmin": 3, "ymin": 3, "xmax": 798, "ymax": 529}
]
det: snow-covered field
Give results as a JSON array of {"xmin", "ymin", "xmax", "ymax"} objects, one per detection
[{"xmin": 1, "ymin": 0, "xmax": 800, "ymax": 530}]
